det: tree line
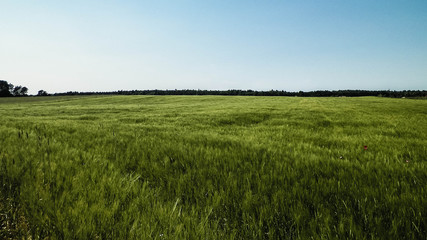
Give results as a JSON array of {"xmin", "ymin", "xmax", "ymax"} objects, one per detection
[
  {"xmin": 1, "ymin": 80, "xmax": 426, "ymax": 98},
  {"xmin": 54, "ymin": 89, "xmax": 426, "ymax": 98},
  {"xmin": 0, "ymin": 80, "xmax": 49, "ymax": 97},
  {"xmin": 0, "ymin": 80, "xmax": 28, "ymax": 97}
]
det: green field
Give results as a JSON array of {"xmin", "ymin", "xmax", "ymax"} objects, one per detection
[{"xmin": 0, "ymin": 96, "xmax": 426, "ymax": 239}]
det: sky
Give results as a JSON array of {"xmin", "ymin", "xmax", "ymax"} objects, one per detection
[{"xmin": 1, "ymin": 1, "xmax": 426, "ymax": 94}]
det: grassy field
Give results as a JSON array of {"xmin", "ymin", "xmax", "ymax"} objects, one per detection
[{"xmin": 0, "ymin": 95, "xmax": 426, "ymax": 239}]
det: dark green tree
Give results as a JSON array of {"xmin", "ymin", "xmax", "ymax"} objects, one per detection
[
  {"xmin": 12, "ymin": 86, "xmax": 28, "ymax": 96},
  {"xmin": 0, "ymin": 80, "xmax": 13, "ymax": 97},
  {"xmin": 37, "ymin": 90, "xmax": 48, "ymax": 96}
]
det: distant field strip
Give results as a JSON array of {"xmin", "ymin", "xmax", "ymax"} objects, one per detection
[{"xmin": 0, "ymin": 96, "xmax": 426, "ymax": 239}]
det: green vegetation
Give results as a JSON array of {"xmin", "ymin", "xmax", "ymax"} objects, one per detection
[
  {"xmin": 0, "ymin": 80, "xmax": 28, "ymax": 97},
  {"xmin": 1, "ymin": 96, "xmax": 426, "ymax": 239}
]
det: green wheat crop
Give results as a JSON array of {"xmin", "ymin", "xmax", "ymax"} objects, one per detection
[{"xmin": 0, "ymin": 95, "xmax": 426, "ymax": 239}]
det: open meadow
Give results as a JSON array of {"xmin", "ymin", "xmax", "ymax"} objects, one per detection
[{"xmin": 0, "ymin": 95, "xmax": 426, "ymax": 239}]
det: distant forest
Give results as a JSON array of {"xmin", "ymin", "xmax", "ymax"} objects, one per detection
[
  {"xmin": 1, "ymin": 80, "xmax": 426, "ymax": 98},
  {"xmin": 54, "ymin": 89, "xmax": 426, "ymax": 98}
]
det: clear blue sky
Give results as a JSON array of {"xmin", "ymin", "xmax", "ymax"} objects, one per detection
[{"xmin": 1, "ymin": 1, "xmax": 426, "ymax": 94}]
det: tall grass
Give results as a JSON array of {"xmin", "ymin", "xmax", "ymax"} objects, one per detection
[{"xmin": 0, "ymin": 96, "xmax": 426, "ymax": 239}]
